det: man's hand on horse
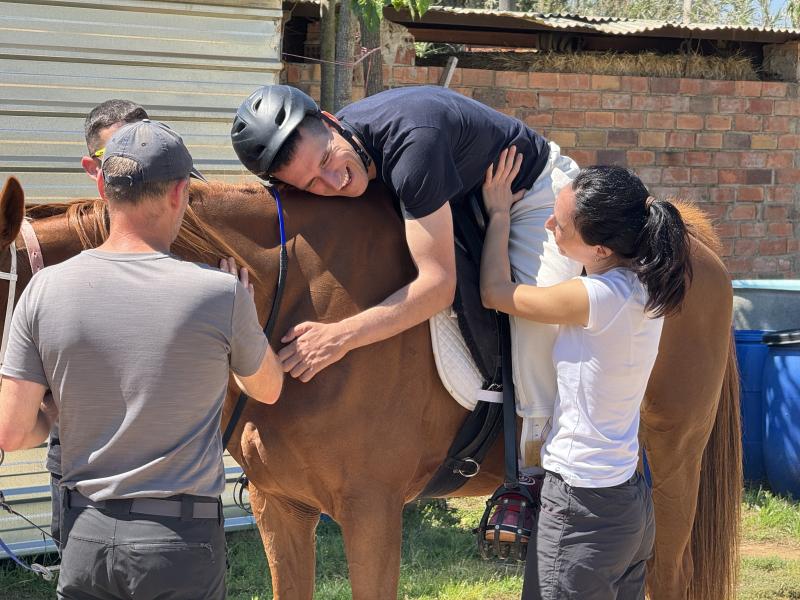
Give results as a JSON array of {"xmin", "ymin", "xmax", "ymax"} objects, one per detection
[
  {"xmin": 482, "ymin": 146, "xmax": 526, "ymax": 218},
  {"xmin": 279, "ymin": 322, "xmax": 350, "ymax": 382},
  {"xmin": 219, "ymin": 256, "xmax": 254, "ymax": 299}
]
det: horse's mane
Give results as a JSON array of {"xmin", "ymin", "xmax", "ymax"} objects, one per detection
[
  {"xmin": 673, "ymin": 200, "xmax": 723, "ymax": 256},
  {"xmin": 26, "ymin": 193, "xmax": 257, "ymax": 278}
]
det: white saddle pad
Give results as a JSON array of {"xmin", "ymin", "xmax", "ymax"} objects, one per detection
[{"xmin": 429, "ymin": 308, "xmax": 502, "ymax": 411}]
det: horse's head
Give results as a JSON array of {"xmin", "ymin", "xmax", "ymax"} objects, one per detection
[{"xmin": 0, "ymin": 177, "xmax": 25, "ymax": 252}]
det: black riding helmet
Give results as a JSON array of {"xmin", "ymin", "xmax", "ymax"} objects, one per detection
[{"xmin": 231, "ymin": 85, "xmax": 320, "ymax": 180}]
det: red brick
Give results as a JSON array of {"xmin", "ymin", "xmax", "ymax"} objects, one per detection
[
  {"xmin": 753, "ymin": 256, "xmax": 779, "ymax": 272},
  {"xmin": 766, "ymin": 206, "xmax": 790, "ymax": 221},
  {"xmin": 585, "ymin": 111, "xmax": 614, "ymax": 127},
  {"xmin": 539, "ymin": 92, "xmax": 571, "ymax": 109},
  {"xmin": 571, "ymin": 92, "xmax": 602, "ymax": 109},
  {"xmin": 667, "ymin": 132, "xmax": 694, "ymax": 148},
  {"xmin": 760, "ymin": 239, "xmax": 788, "ymax": 255},
  {"xmin": 632, "ymin": 95, "xmax": 661, "ymax": 111},
  {"xmin": 285, "ymin": 63, "xmax": 302, "ymax": 84},
  {"xmin": 646, "ymin": 112, "xmax": 675, "ymax": 129},
  {"xmin": 524, "ymin": 113, "xmax": 552, "ymax": 128},
  {"xmin": 663, "ymin": 96, "xmax": 691, "ymax": 112},
  {"xmin": 461, "ymin": 68, "xmax": 494, "ymax": 86},
  {"xmin": 392, "ymin": 66, "xmax": 428, "ymax": 84},
  {"xmin": 506, "ymin": 90, "xmax": 537, "ymax": 108},
  {"xmin": 711, "ymin": 187, "xmax": 736, "ymax": 203},
  {"xmin": 686, "ymin": 151, "xmax": 712, "ymax": 166},
  {"xmin": 568, "ymin": 150, "xmax": 597, "ymax": 165},
  {"xmin": 676, "ymin": 114, "xmax": 704, "ymax": 129},
  {"xmin": 751, "ymin": 134, "xmax": 779, "ymax": 150},
  {"xmin": 620, "ymin": 76, "xmax": 648, "ymax": 93},
  {"xmin": 662, "ymin": 167, "xmax": 690, "ymax": 184},
  {"xmin": 626, "ymin": 150, "xmax": 655, "ymax": 165},
  {"xmin": 650, "ymin": 78, "xmax": 680, "ymax": 94},
  {"xmin": 726, "ymin": 257, "xmax": 754, "ymax": 274},
  {"xmin": 705, "ymin": 115, "xmax": 732, "ymax": 130},
  {"xmin": 601, "ymin": 93, "xmax": 632, "ymax": 109},
  {"xmin": 777, "ymin": 169, "xmax": 800, "ymax": 184},
  {"xmin": 451, "ymin": 87, "xmax": 473, "ymax": 99},
  {"xmin": 762, "ymin": 82, "xmax": 788, "ymax": 97},
  {"xmin": 764, "ymin": 116, "xmax": 793, "ymax": 133},
  {"xmin": 720, "ymin": 98, "xmax": 749, "ymax": 113},
  {"xmin": 591, "ymin": 75, "xmax": 621, "ymax": 90},
  {"xmin": 748, "ymin": 98, "xmax": 774, "ymax": 114},
  {"xmin": 559, "ymin": 73, "xmax": 591, "ymax": 90},
  {"xmin": 734, "ymin": 114, "xmax": 762, "ymax": 131},
  {"xmin": 713, "ymin": 152, "xmax": 739, "ymax": 167},
  {"xmin": 768, "ymin": 223, "xmax": 793, "ymax": 236},
  {"xmin": 735, "ymin": 239, "xmax": 758, "ymax": 255},
  {"xmin": 577, "ymin": 130, "xmax": 607, "ymax": 146},
  {"xmin": 730, "ymin": 204, "xmax": 757, "ymax": 220},
  {"xmin": 678, "ymin": 186, "xmax": 709, "ymax": 202},
  {"xmin": 548, "ymin": 130, "xmax": 577, "ymax": 148},
  {"xmin": 496, "ymin": 71, "xmax": 529, "ymax": 88},
  {"xmin": 656, "ymin": 151, "xmax": 685, "ymax": 166},
  {"xmin": 741, "ymin": 222, "xmax": 768, "ymax": 236},
  {"xmin": 529, "ymin": 72, "xmax": 559, "ymax": 89},
  {"xmin": 778, "ymin": 135, "xmax": 800, "ymax": 149},
  {"xmin": 744, "ymin": 169, "xmax": 773, "ymax": 184},
  {"xmin": 774, "ymin": 100, "xmax": 800, "ymax": 116},
  {"xmin": 720, "ymin": 240, "xmax": 734, "ymax": 257},
  {"xmin": 608, "ymin": 130, "xmax": 638, "ymax": 146},
  {"xmin": 691, "ymin": 168, "xmax": 718, "ymax": 184},
  {"xmin": 739, "ymin": 152, "xmax": 768, "ymax": 168},
  {"xmin": 701, "ymin": 203, "xmax": 726, "ymax": 219},
  {"xmin": 689, "ymin": 96, "xmax": 716, "ymax": 113},
  {"xmin": 718, "ymin": 169, "xmax": 746, "ymax": 184},
  {"xmin": 597, "ymin": 149, "xmax": 627, "ymax": 165},
  {"xmin": 735, "ymin": 80, "xmax": 762, "ymax": 96},
  {"xmin": 636, "ymin": 167, "xmax": 662, "ymax": 184},
  {"xmin": 767, "ymin": 152, "xmax": 795, "ymax": 168},
  {"xmin": 703, "ymin": 80, "xmax": 736, "ymax": 95},
  {"xmin": 715, "ymin": 222, "xmax": 739, "ymax": 238},
  {"xmin": 614, "ymin": 112, "xmax": 644, "ymax": 128},
  {"xmin": 426, "ymin": 67, "xmax": 443, "ymax": 84},
  {"xmin": 554, "ymin": 111, "xmax": 584, "ymax": 127},
  {"xmin": 696, "ymin": 133, "xmax": 723, "ymax": 148},
  {"xmin": 737, "ymin": 187, "xmax": 765, "ymax": 202},
  {"xmin": 679, "ymin": 79, "xmax": 703, "ymax": 95},
  {"xmin": 639, "ymin": 131, "xmax": 666, "ymax": 147},
  {"xmin": 768, "ymin": 186, "xmax": 796, "ymax": 202},
  {"xmin": 723, "ymin": 133, "xmax": 752, "ymax": 149}
]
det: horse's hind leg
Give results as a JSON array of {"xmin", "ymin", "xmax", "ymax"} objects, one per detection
[
  {"xmin": 249, "ymin": 485, "xmax": 320, "ymax": 600},
  {"xmin": 337, "ymin": 492, "xmax": 405, "ymax": 599}
]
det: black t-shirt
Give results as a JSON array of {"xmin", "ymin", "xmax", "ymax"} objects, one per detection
[{"xmin": 337, "ymin": 85, "xmax": 550, "ymax": 219}]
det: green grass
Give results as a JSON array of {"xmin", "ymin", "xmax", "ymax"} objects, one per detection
[{"xmin": 2, "ymin": 490, "xmax": 799, "ymax": 600}]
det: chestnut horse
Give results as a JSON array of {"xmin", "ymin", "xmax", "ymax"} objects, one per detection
[{"xmin": 0, "ymin": 176, "xmax": 740, "ymax": 600}]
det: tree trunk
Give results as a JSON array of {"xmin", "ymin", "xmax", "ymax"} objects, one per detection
[
  {"xmin": 334, "ymin": 0, "xmax": 355, "ymax": 111},
  {"xmin": 498, "ymin": 0, "xmax": 516, "ymax": 10},
  {"xmin": 358, "ymin": 13, "xmax": 383, "ymax": 97},
  {"xmin": 319, "ymin": 0, "xmax": 336, "ymax": 111}
]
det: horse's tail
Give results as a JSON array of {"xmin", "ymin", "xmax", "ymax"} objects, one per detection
[{"xmin": 688, "ymin": 306, "xmax": 742, "ymax": 600}]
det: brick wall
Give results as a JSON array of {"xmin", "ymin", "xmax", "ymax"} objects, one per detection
[{"xmin": 285, "ymin": 63, "xmax": 800, "ymax": 279}]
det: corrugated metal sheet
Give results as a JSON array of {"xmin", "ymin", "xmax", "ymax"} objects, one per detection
[
  {"xmin": 0, "ymin": 447, "xmax": 255, "ymax": 559},
  {"xmin": 1, "ymin": 0, "xmax": 283, "ymax": 202}
]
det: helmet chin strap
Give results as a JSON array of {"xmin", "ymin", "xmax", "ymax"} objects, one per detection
[{"xmin": 320, "ymin": 112, "xmax": 372, "ymax": 171}]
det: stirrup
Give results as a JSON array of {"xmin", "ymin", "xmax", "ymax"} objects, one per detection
[{"xmin": 475, "ymin": 483, "xmax": 538, "ymax": 562}]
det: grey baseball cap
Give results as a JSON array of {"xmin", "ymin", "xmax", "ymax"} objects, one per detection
[{"xmin": 101, "ymin": 119, "xmax": 206, "ymax": 186}]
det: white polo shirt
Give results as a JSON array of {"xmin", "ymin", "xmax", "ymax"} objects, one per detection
[{"xmin": 542, "ymin": 267, "xmax": 664, "ymax": 488}]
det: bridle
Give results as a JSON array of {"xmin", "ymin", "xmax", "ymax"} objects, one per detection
[{"xmin": 0, "ymin": 219, "xmax": 44, "ymax": 365}]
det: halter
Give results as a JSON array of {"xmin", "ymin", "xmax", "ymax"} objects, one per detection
[{"xmin": 0, "ymin": 220, "xmax": 44, "ymax": 366}]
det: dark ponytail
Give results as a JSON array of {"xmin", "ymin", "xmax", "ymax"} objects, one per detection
[{"xmin": 571, "ymin": 166, "xmax": 692, "ymax": 317}]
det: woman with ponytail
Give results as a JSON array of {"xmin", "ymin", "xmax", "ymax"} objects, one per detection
[{"xmin": 480, "ymin": 152, "xmax": 692, "ymax": 600}]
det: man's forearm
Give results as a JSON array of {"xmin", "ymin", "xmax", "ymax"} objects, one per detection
[
  {"xmin": 1, "ymin": 409, "xmax": 51, "ymax": 452},
  {"xmin": 339, "ymin": 271, "xmax": 455, "ymax": 352}
]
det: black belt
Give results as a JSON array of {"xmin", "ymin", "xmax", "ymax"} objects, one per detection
[{"xmin": 65, "ymin": 490, "xmax": 221, "ymax": 521}]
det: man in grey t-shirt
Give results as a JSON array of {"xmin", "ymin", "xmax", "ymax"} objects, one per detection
[{"xmin": 0, "ymin": 120, "xmax": 282, "ymax": 599}]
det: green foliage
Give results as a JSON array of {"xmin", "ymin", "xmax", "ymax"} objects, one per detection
[
  {"xmin": 742, "ymin": 487, "xmax": 800, "ymax": 542},
  {"xmin": 354, "ymin": 0, "xmax": 431, "ymax": 32}
]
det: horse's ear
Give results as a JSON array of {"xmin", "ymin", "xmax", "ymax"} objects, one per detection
[{"xmin": 0, "ymin": 177, "xmax": 25, "ymax": 250}]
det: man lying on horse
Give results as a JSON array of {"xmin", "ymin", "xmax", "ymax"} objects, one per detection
[{"xmin": 231, "ymin": 85, "xmax": 582, "ymax": 490}]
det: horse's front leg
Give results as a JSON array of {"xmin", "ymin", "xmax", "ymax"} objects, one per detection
[
  {"xmin": 337, "ymin": 492, "xmax": 405, "ymax": 599},
  {"xmin": 249, "ymin": 485, "xmax": 320, "ymax": 600}
]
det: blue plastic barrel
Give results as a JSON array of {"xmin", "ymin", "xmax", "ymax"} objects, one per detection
[
  {"xmin": 734, "ymin": 330, "xmax": 770, "ymax": 483},
  {"xmin": 762, "ymin": 329, "xmax": 800, "ymax": 499}
]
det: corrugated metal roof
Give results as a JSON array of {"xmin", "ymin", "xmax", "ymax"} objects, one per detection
[{"xmin": 418, "ymin": 7, "xmax": 800, "ymax": 37}]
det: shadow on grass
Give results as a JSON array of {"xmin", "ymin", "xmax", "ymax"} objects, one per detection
[{"xmin": 226, "ymin": 499, "xmax": 524, "ymax": 600}]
